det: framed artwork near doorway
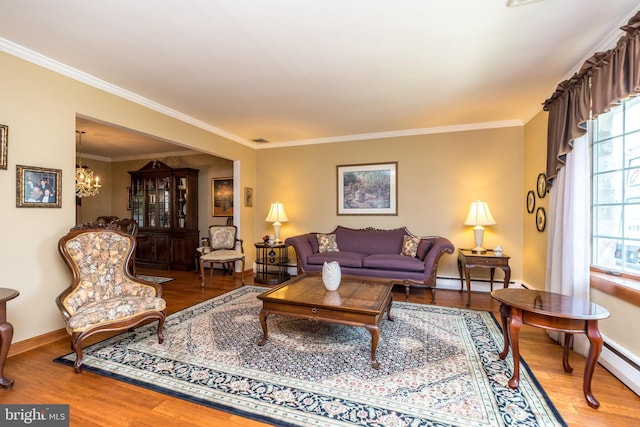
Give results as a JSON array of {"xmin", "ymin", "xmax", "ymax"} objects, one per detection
[
  {"xmin": 212, "ymin": 177, "xmax": 233, "ymax": 217},
  {"xmin": 244, "ymin": 187, "xmax": 254, "ymax": 207}
]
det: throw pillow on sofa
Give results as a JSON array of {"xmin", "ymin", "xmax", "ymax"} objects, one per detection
[
  {"xmin": 317, "ymin": 233, "xmax": 340, "ymax": 252},
  {"xmin": 401, "ymin": 235, "xmax": 420, "ymax": 257}
]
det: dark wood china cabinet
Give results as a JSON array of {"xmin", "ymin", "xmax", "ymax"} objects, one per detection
[{"xmin": 129, "ymin": 160, "xmax": 199, "ymax": 270}]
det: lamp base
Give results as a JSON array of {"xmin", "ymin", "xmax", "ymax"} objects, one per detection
[
  {"xmin": 272, "ymin": 222, "xmax": 282, "ymax": 243},
  {"xmin": 472, "ymin": 226, "xmax": 486, "ymax": 254}
]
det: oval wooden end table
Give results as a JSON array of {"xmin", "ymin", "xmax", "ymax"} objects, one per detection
[
  {"xmin": 491, "ymin": 288, "xmax": 610, "ymax": 409},
  {"xmin": 0, "ymin": 287, "xmax": 19, "ymax": 389}
]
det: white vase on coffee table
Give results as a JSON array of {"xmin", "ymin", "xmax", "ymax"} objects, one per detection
[{"xmin": 322, "ymin": 261, "xmax": 341, "ymax": 291}]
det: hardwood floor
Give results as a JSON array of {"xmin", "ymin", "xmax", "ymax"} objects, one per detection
[{"xmin": 2, "ymin": 268, "xmax": 638, "ymax": 426}]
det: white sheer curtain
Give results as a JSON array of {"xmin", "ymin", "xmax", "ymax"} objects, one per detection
[{"xmin": 545, "ymin": 132, "xmax": 591, "ymax": 355}]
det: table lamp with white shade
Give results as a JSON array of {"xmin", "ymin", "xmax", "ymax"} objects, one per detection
[
  {"xmin": 265, "ymin": 201, "xmax": 288, "ymax": 243},
  {"xmin": 463, "ymin": 199, "xmax": 496, "ymax": 253}
]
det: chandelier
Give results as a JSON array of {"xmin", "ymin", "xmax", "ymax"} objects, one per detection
[{"xmin": 75, "ymin": 130, "xmax": 101, "ymax": 198}]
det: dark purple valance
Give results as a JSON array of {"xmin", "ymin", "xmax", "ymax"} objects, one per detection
[{"xmin": 543, "ymin": 10, "xmax": 640, "ymax": 185}]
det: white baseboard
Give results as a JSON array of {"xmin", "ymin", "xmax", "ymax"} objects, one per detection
[
  {"xmin": 436, "ymin": 276, "xmax": 523, "ymax": 292},
  {"xmin": 598, "ymin": 335, "xmax": 640, "ymax": 396}
]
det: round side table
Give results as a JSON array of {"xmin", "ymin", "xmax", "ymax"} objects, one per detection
[{"xmin": 0, "ymin": 287, "xmax": 19, "ymax": 389}]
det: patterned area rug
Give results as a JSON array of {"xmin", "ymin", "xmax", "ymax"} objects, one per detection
[
  {"xmin": 136, "ymin": 274, "xmax": 174, "ymax": 284},
  {"xmin": 55, "ymin": 286, "xmax": 565, "ymax": 426}
]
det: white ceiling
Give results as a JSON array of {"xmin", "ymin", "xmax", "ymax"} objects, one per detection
[{"xmin": 1, "ymin": 0, "xmax": 638, "ymax": 159}]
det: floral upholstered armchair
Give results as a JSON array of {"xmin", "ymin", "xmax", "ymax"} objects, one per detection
[{"xmin": 57, "ymin": 226, "xmax": 166, "ymax": 373}]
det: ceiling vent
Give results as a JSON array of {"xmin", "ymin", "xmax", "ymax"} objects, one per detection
[{"xmin": 252, "ymin": 138, "xmax": 270, "ymax": 143}]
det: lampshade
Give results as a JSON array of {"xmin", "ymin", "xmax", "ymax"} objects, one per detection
[
  {"xmin": 463, "ymin": 200, "xmax": 496, "ymax": 226},
  {"xmin": 265, "ymin": 201, "xmax": 289, "ymax": 223},
  {"xmin": 265, "ymin": 201, "xmax": 288, "ymax": 242},
  {"xmin": 464, "ymin": 200, "xmax": 496, "ymax": 253}
]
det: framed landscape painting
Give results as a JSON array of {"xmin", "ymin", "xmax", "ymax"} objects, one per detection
[
  {"xmin": 16, "ymin": 165, "xmax": 62, "ymax": 208},
  {"xmin": 337, "ymin": 162, "xmax": 397, "ymax": 215}
]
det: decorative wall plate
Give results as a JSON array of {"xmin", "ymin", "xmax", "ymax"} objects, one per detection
[
  {"xmin": 537, "ymin": 173, "xmax": 547, "ymax": 198},
  {"xmin": 536, "ymin": 207, "xmax": 546, "ymax": 232},
  {"xmin": 526, "ymin": 190, "xmax": 535, "ymax": 213}
]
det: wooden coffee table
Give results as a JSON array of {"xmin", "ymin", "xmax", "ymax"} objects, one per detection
[
  {"xmin": 257, "ymin": 274, "xmax": 393, "ymax": 369},
  {"xmin": 491, "ymin": 288, "xmax": 610, "ymax": 409}
]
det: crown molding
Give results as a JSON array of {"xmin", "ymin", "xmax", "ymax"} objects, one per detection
[
  {"xmin": 505, "ymin": 0, "xmax": 546, "ymax": 7},
  {"xmin": 1, "ymin": 37, "xmax": 523, "ymax": 151},
  {"xmin": 0, "ymin": 37, "xmax": 254, "ymax": 149},
  {"xmin": 259, "ymin": 120, "xmax": 523, "ymax": 149},
  {"xmin": 80, "ymin": 150, "xmax": 200, "ymax": 163}
]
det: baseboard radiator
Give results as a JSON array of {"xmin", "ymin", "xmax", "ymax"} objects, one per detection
[
  {"xmin": 599, "ymin": 335, "xmax": 640, "ymax": 397},
  {"xmin": 435, "ymin": 276, "xmax": 521, "ymax": 292}
]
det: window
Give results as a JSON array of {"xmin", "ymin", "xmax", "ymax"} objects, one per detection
[{"xmin": 592, "ymin": 95, "xmax": 640, "ymax": 275}]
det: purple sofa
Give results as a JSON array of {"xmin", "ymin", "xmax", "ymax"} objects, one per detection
[{"xmin": 284, "ymin": 226, "xmax": 454, "ymax": 303}]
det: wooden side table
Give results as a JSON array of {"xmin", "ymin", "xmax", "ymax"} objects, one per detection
[
  {"xmin": 0, "ymin": 287, "xmax": 19, "ymax": 389},
  {"xmin": 457, "ymin": 249, "xmax": 510, "ymax": 307},
  {"xmin": 254, "ymin": 243, "xmax": 291, "ymax": 285},
  {"xmin": 491, "ymin": 288, "xmax": 610, "ymax": 409}
]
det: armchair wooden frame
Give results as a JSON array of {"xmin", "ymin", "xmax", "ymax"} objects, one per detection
[{"xmin": 57, "ymin": 227, "xmax": 166, "ymax": 373}]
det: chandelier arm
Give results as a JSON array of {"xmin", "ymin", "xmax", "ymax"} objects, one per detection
[{"xmin": 75, "ymin": 130, "xmax": 101, "ymax": 198}]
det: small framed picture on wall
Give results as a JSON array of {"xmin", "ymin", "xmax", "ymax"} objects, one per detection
[
  {"xmin": 0, "ymin": 124, "xmax": 7, "ymax": 170},
  {"xmin": 244, "ymin": 187, "xmax": 253, "ymax": 207},
  {"xmin": 16, "ymin": 164, "xmax": 62, "ymax": 208}
]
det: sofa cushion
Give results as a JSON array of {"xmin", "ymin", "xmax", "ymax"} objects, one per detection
[
  {"xmin": 362, "ymin": 253, "xmax": 424, "ymax": 272},
  {"xmin": 401, "ymin": 235, "xmax": 420, "ymax": 257},
  {"xmin": 417, "ymin": 238, "xmax": 434, "ymax": 260},
  {"xmin": 317, "ymin": 233, "xmax": 339, "ymax": 252},
  {"xmin": 334, "ymin": 226, "xmax": 405, "ymax": 255},
  {"xmin": 307, "ymin": 234, "xmax": 320, "ymax": 253},
  {"xmin": 307, "ymin": 251, "xmax": 365, "ymax": 268}
]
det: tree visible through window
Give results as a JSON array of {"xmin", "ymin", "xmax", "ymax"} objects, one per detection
[{"xmin": 592, "ymin": 95, "xmax": 640, "ymax": 275}]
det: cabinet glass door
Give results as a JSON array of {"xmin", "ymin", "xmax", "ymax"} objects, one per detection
[
  {"xmin": 145, "ymin": 178, "xmax": 157, "ymax": 227},
  {"xmin": 158, "ymin": 176, "xmax": 170, "ymax": 228},
  {"xmin": 146, "ymin": 176, "xmax": 170, "ymax": 229},
  {"xmin": 132, "ymin": 177, "xmax": 145, "ymax": 227},
  {"xmin": 175, "ymin": 175, "xmax": 187, "ymax": 228}
]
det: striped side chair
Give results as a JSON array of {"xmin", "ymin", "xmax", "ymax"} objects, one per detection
[{"xmin": 198, "ymin": 225, "xmax": 245, "ymax": 287}]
